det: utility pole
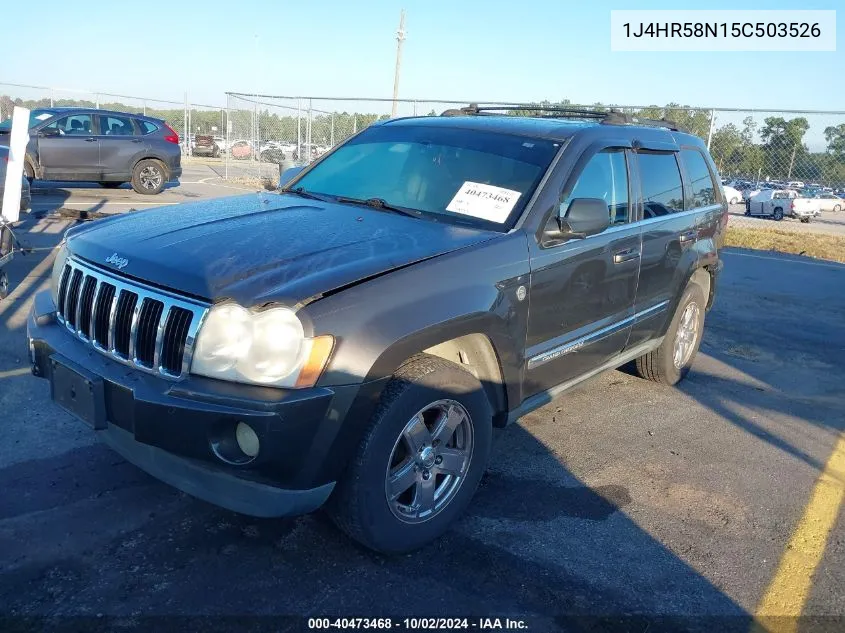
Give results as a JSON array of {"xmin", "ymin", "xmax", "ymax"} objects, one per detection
[
  {"xmin": 391, "ymin": 9, "xmax": 406, "ymax": 119},
  {"xmin": 788, "ymin": 144, "xmax": 798, "ymax": 179}
]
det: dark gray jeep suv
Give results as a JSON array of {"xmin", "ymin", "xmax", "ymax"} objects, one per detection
[
  {"xmin": 0, "ymin": 107, "xmax": 182, "ymax": 195},
  {"xmin": 27, "ymin": 105, "xmax": 727, "ymax": 553}
]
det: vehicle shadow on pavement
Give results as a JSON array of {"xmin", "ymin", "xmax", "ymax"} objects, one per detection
[{"xmin": 0, "ymin": 407, "xmax": 750, "ymax": 631}]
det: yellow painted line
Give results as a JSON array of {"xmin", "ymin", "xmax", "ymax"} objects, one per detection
[
  {"xmin": 0, "ymin": 367, "xmax": 31, "ymax": 379},
  {"xmin": 752, "ymin": 433, "xmax": 845, "ymax": 633}
]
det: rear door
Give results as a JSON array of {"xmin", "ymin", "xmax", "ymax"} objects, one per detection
[
  {"xmin": 524, "ymin": 145, "xmax": 641, "ymax": 396},
  {"xmin": 626, "ymin": 148, "xmax": 699, "ymax": 349},
  {"xmin": 37, "ymin": 114, "xmax": 100, "ymax": 180},
  {"xmin": 97, "ymin": 114, "xmax": 146, "ymax": 180}
]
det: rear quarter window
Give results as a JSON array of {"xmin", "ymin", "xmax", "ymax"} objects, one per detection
[
  {"xmin": 681, "ymin": 148, "xmax": 720, "ymax": 208},
  {"xmin": 636, "ymin": 151, "xmax": 685, "ymax": 217},
  {"xmin": 140, "ymin": 121, "xmax": 159, "ymax": 135}
]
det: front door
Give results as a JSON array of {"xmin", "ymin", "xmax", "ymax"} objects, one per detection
[
  {"xmin": 524, "ymin": 147, "xmax": 641, "ymax": 397},
  {"xmin": 37, "ymin": 114, "xmax": 100, "ymax": 181}
]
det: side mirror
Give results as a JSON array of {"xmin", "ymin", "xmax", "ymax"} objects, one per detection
[
  {"xmin": 279, "ymin": 165, "xmax": 305, "ymax": 188},
  {"xmin": 38, "ymin": 128, "xmax": 60, "ymax": 138},
  {"xmin": 550, "ymin": 198, "xmax": 611, "ymax": 240}
]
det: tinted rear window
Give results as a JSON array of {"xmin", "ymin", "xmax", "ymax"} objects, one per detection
[
  {"xmin": 637, "ymin": 152, "xmax": 685, "ymax": 217},
  {"xmin": 681, "ymin": 148, "xmax": 719, "ymax": 208}
]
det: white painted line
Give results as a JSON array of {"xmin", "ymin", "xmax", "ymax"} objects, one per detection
[{"xmin": 723, "ymin": 250, "xmax": 845, "ymax": 270}]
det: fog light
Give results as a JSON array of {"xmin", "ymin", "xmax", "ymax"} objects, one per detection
[{"xmin": 235, "ymin": 422, "xmax": 260, "ymax": 458}]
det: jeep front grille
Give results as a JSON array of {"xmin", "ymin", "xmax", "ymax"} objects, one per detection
[{"xmin": 55, "ymin": 258, "xmax": 208, "ymax": 378}]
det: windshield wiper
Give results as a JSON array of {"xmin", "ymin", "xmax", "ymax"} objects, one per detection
[
  {"xmin": 333, "ymin": 196, "xmax": 422, "ymax": 219},
  {"xmin": 280, "ymin": 186, "xmax": 332, "ymax": 202}
]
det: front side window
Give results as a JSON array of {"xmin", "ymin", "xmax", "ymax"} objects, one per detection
[
  {"xmin": 289, "ymin": 124, "xmax": 560, "ymax": 231},
  {"xmin": 43, "ymin": 114, "xmax": 93, "ymax": 136},
  {"xmin": 681, "ymin": 148, "xmax": 719, "ymax": 208},
  {"xmin": 99, "ymin": 115, "xmax": 137, "ymax": 136},
  {"xmin": 637, "ymin": 152, "xmax": 685, "ymax": 218},
  {"xmin": 561, "ymin": 149, "xmax": 629, "ymax": 225}
]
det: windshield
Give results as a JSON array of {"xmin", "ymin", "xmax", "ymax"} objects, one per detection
[
  {"xmin": 290, "ymin": 124, "xmax": 560, "ymax": 231},
  {"xmin": 0, "ymin": 109, "xmax": 57, "ymax": 131}
]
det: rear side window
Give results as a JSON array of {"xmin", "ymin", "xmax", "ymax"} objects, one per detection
[
  {"xmin": 99, "ymin": 115, "xmax": 137, "ymax": 136},
  {"xmin": 140, "ymin": 121, "xmax": 159, "ymax": 134},
  {"xmin": 681, "ymin": 149, "xmax": 719, "ymax": 208},
  {"xmin": 563, "ymin": 149, "xmax": 629, "ymax": 225},
  {"xmin": 637, "ymin": 152, "xmax": 684, "ymax": 217}
]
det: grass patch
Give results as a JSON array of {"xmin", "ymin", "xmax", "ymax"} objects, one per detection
[
  {"xmin": 725, "ymin": 226, "xmax": 845, "ymax": 263},
  {"xmin": 225, "ymin": 176, "xmax": 278, "ymax": 191}
]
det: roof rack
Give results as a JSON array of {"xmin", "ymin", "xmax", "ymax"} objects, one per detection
[{"xmin": 440, "ymin": 103, "xmax": 688, "ymax": 133}]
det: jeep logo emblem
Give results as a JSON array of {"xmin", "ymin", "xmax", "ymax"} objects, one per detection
[{"xmin": 105, "ymin": 253, "xmax": 129, "ymax": 270}]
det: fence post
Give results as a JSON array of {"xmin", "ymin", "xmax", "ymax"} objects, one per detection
[
  {"xmin": 353, "ymin": 115, "xmax": 357, "ymax": 134},
  {"xmin": 330, "ymin": 113, "xmax": 335, "ymax": 147},
  {"xmin": 306, "ymin": 99, "xmax": 313, "ymax": 162},
  {"xmin": 49, "ymin": 88, "xmax": 54, "ymax": 108},
  {"xmin": 413, "ymin": 100, "xmax": 417, "ymax": 116},
  {"xmin": 143, "ymin": 100, "xmax": 146, "ymax": 116},
  {"xmin": 297, "ymin": 98, "xmax": 302, "ymax": 163},
  {"xmin": 225, "ymin": 97, "xmax": 230, "ymax": 180},
  {"xmin": 255, "ymin": 101, "xmax": 261, "ymax": 177},
  {"xmin": 707, "ymin": 109, "xmax": 716, "ymax": 150},
  {"xmin": 183, "ymin": 93, "xmax": 188, "ymax": 157},
  {"xmin": 95, "ymin": 93, "xmax": 100, "ymax": 109}
]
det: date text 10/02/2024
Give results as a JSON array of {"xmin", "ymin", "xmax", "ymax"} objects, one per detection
[{"xmin": 307, "ymin": 618, "xmax": 529, "ymax": 630}]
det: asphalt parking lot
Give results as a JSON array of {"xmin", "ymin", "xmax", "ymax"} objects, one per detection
[{"xmin": 1, "ymin": 180, "xmax": 843, "ymax": 631}]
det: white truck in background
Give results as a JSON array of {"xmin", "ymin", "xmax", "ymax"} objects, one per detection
[{"xmin": 745, "ymin": 189, "xmax": 822, "ymax": 223}]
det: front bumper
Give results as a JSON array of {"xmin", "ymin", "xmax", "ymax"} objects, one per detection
[{"xmin": 26, "ymin": 290, "xmax": 385, "ymax": 517}]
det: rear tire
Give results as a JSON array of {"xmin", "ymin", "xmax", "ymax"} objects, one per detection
[
  {"xmin": 0, "ymin": 270, "xmax": 9, "ymax": 300},
  {"xmin": 131, "ymin": 159, "xmax": 166, "ymax": 195},
  {"xmin": 24, "ymin": 160, "xmax": 34, "ymax": 184},
  {"xmin": 800, "ymin": 217, "xmax": 810, "ymax": 223},
  {"xmin": 326, "ymin": 354, "xmax": 493, "ymax": 554},
  {"xmin": 834, "ymin": 204, "xmax": 841, "ymax": 212},
  {"xmin": 99, "ymin": 182, "xmax": 124, "ymax": 189},
  {"xmin": 634, "ymin": 281, "xmax": 706, "ymax": 386},
  {"xmin": 773, "ymin": 207, "xmax": 784, "ymax": 221}
]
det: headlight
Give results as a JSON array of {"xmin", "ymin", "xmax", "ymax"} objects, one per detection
[
  {"xmin": 191, "ymin": 303, "xmax": 334, "ymax": 389},
  {"xmin": 50, "ymin": 241, "xmax": 69, "ymax": 306}
]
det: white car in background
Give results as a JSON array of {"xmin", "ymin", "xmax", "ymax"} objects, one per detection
[
  {"xmin": 814, "ymin": 192, "xmax": 844, "ymax": 212},
  {"xmin": 722, "ymin": 185, "xmax": 744, "ymax": 205}
]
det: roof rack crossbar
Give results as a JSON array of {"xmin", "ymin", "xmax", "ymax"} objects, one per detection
[{"xmin": 440, "ymin": 103, "xmax": 688, "ymax": 133}]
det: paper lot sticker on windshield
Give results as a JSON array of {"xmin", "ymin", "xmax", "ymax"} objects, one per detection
[{"xmin": 446, "ymin": 182, "xmax": 522, "ymax": 223}]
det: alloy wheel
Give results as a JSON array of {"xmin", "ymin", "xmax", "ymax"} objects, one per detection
[{"xmin": 385, "ymin": 399, "xmax": 474, "ymax": 524}]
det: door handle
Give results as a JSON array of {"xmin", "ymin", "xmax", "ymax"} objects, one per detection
[
  {"xmin": 131, "ymin": 139, "xmax": 142, "ymax": 143},
  {"xmin": 613, "ymin": 248, "xmax": 641, "ymax": 264},
  {"xmin": 679, "ymin": 230, "xmax": 697, "ymax": 243},
  {"xmin": 84, "ymin": 137, "xmax": 96, "ymax": 142}
]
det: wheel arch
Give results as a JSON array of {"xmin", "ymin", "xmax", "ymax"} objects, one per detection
[{"xmin": 362, "ymin": 318, "xmax": 516, "ymax": 427}]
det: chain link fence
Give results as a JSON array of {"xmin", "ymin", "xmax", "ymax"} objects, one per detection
[{"xmin": 224, "ymin": 93, "xmax": 845, "ymax": 200}]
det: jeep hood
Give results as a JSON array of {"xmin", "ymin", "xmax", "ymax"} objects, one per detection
[{"xmin": 67, "ymin": 192, "xmax": 498, "ymax": 306}]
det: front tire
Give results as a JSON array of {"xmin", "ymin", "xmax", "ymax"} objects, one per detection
[
  {"xmin": 131, "ymin": 159, "xmax": 166, "ymax": 195},
  {"xmin": 327, "ymin": 354, "xmax": 493, "ymax": 554},
  {"xmin": 634, "ymin": 281, "xmax": 706, "ymax": 386},
  {"xmin": 834, "ymin": 204, "xmax": 841, "ymax": 212}
]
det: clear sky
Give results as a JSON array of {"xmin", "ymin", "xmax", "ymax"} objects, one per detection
[{"xmin": 2, "ymin": 0, "xmax": 843, "ymax": 111}]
